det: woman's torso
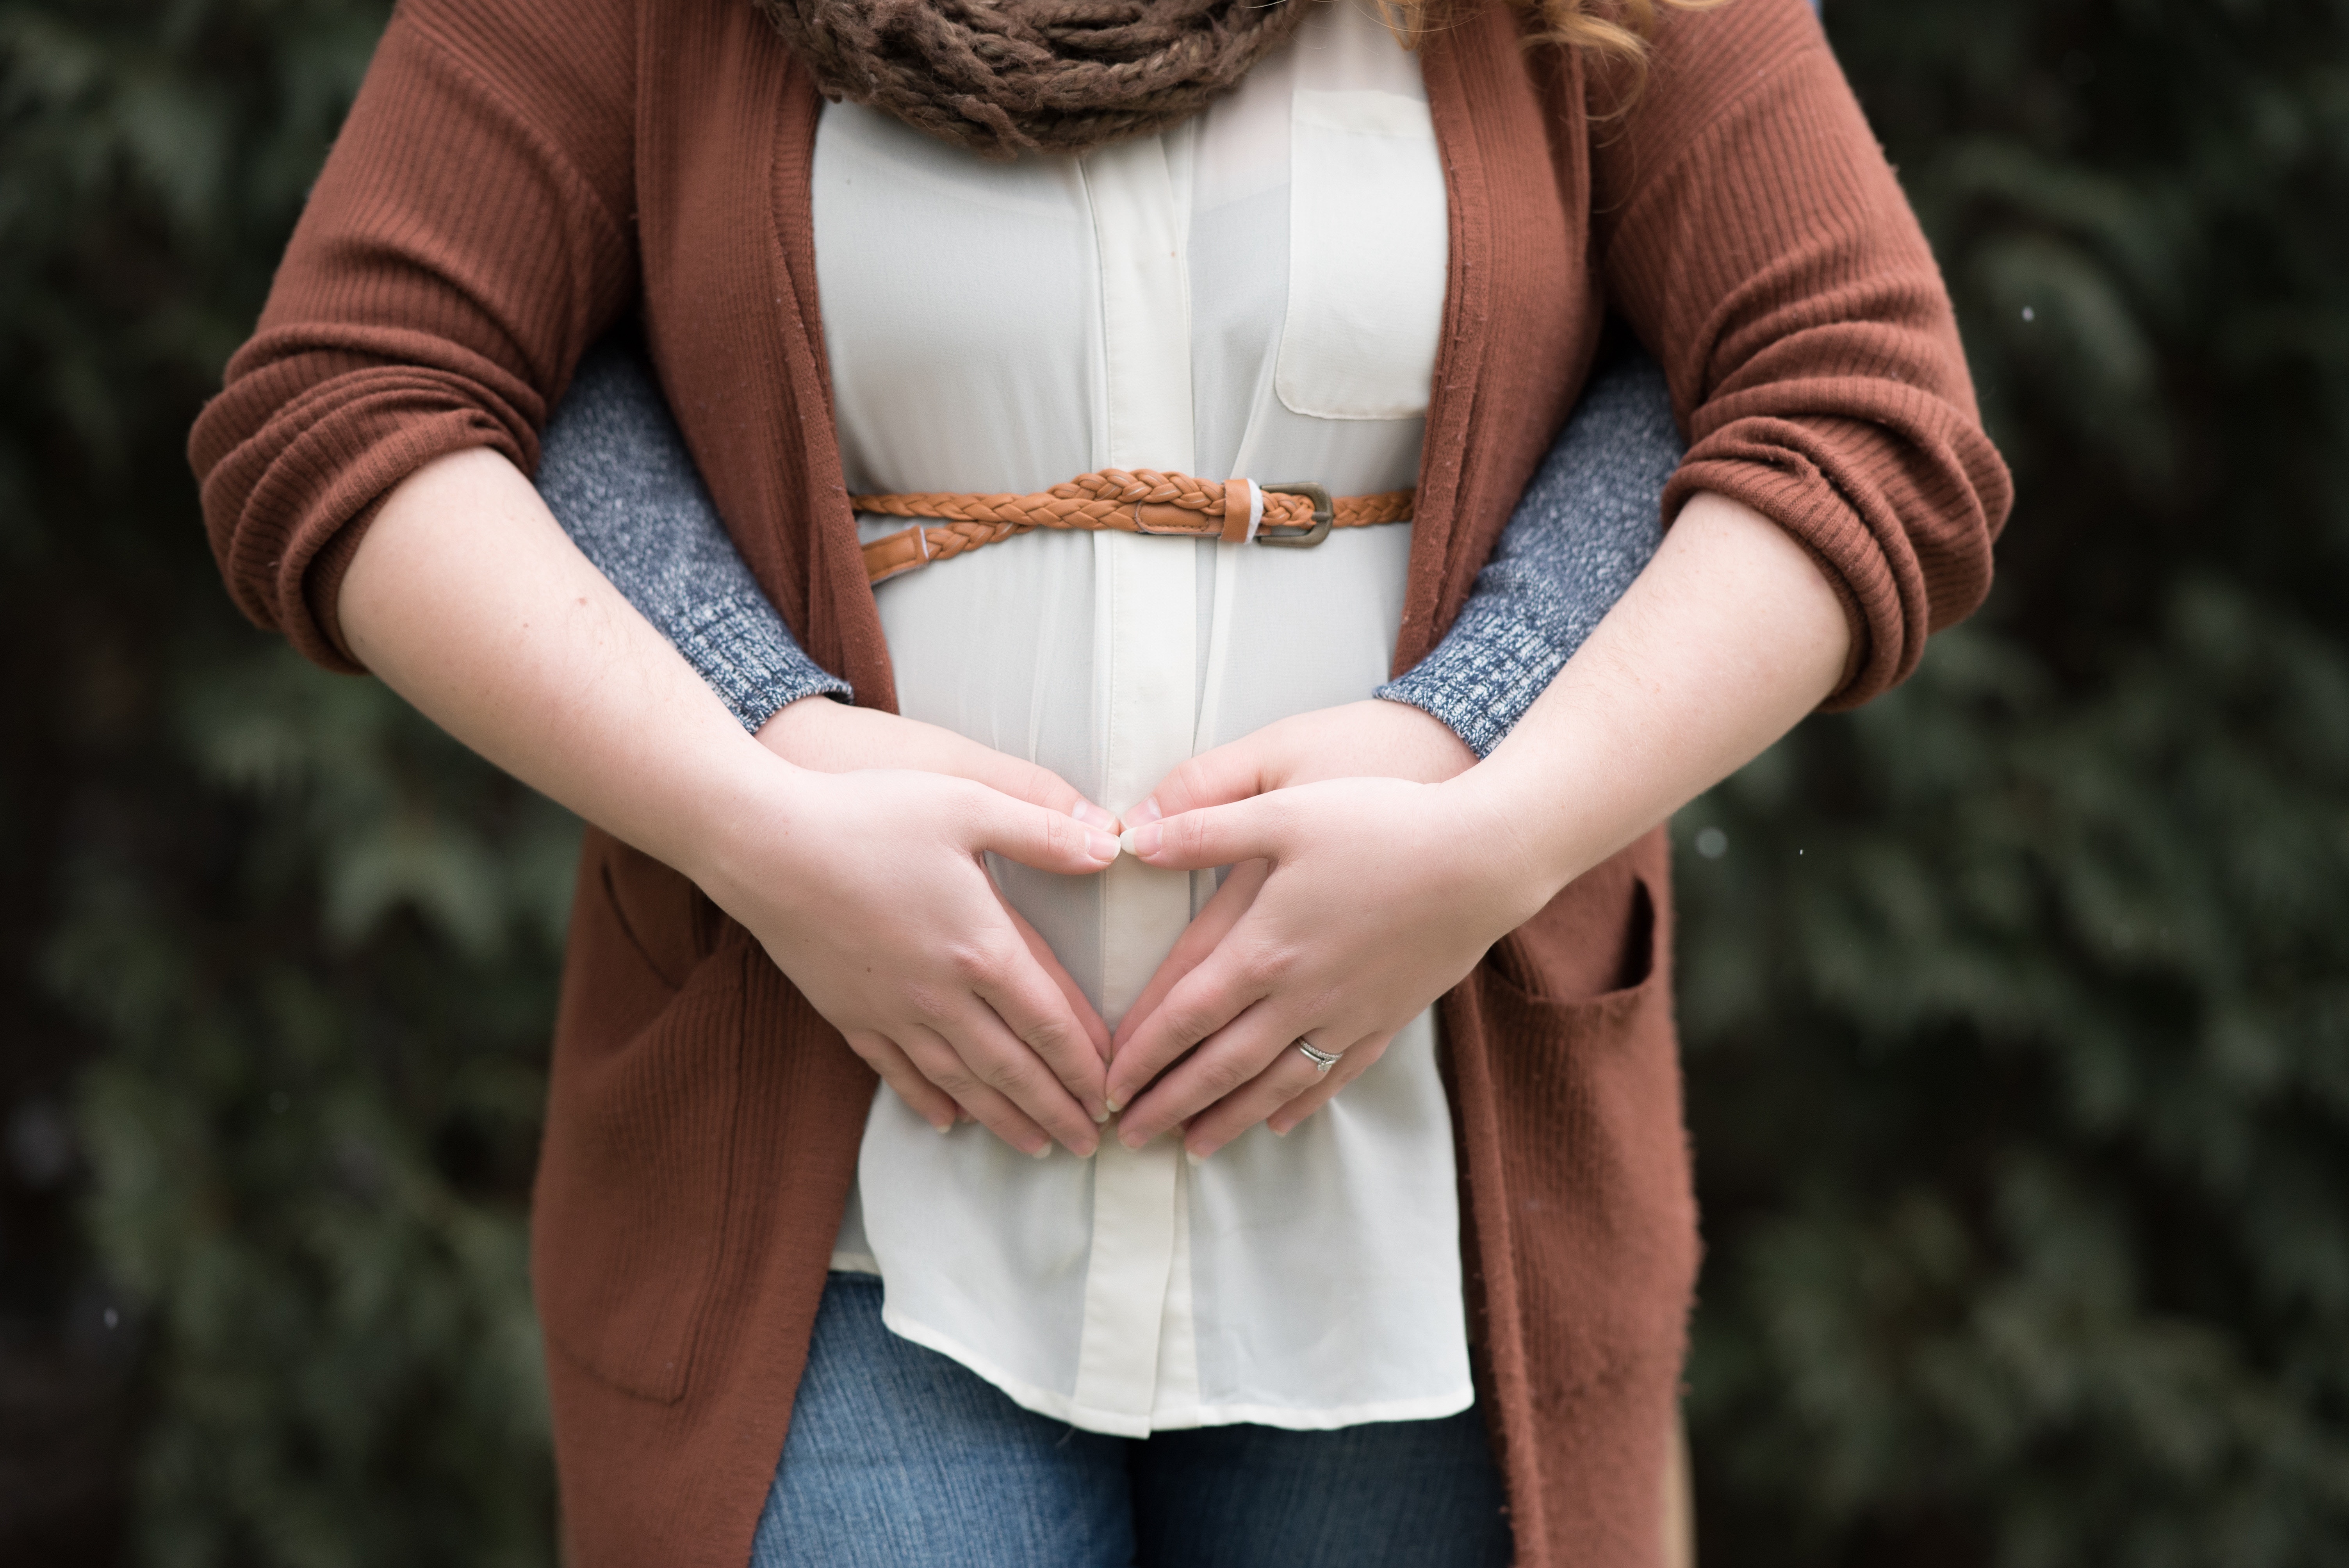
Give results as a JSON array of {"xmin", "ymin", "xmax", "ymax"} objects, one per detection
[{"xmin": 812, "ymin": 0, "xmax": 1474, "ymax": 1437}]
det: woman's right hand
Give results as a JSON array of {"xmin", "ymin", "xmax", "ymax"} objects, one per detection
[
  {"xmin": 757, "ymin": 696, "xmax": 1121, "ymax": 1131},
  {"xmin": 688, "ymin": 752, "xmax": 1123, "ymax": 1157},
  {"xmin": 749, "ymin": 695, "xmax": 1125, "ymax": 1154},
  {"xmin": 334, "ymin": 452, "xmax": 1122, "ymax": 1157}
]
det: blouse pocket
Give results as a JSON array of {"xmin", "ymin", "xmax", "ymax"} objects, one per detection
[{"xmin": 1275, "ymin": 88, "xmax": 1450, "ymax": 422}]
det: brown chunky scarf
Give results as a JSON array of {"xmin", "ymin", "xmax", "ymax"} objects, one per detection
[{"xmin": 754, "ymin": 0, "xmax": 1317, "ymax": 160}]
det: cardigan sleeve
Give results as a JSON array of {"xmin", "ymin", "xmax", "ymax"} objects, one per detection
[
  {"xmin": 187, "ymin": 0, "xmax": 640, "ymax": 672},
  {"xmin": 1590, "ymin": 0, "xmax": 2012, "ymax": 708}
]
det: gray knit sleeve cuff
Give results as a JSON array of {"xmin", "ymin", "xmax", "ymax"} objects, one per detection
[
  {"xmin": 665, "ymin": 589, "xmax": 852, "ymax": 733},
  {"xmin": 1376, "ymin": 346, "xmax": 1682, "ymax": 757},
  {"xmin": 538, "ymin": 331, "xmax": 850, "ymax": 733},
  {"xmin": 1378, "ymin": 584, "xmax": 1587, "ymax": 759}
]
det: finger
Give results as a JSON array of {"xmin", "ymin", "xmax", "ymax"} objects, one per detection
[
  {"xmin": 844, "ymin": 1028, "xmax": 961, "ymax": 1132},
  {"xmin": 956, "ymin": 925, "xmax": 1109, "ymax": 1122},
  {"xmin": 1115, "ymin": 994, "xmax": 1300, "ymax": 1149},
  {"xmin": 765, "ymin": 702, "xmax": 1118, "ymax": 831},
  {"xmin": 1263, "ymin": 1031, "xmax": 1389, "ymax": 1137},
  {"xmin": 1110, "ymin": 857, "xmax": 1268, "ymax": 1056},
  {"xmin": 1126, "ymin": 734, "xmax": 1287, "ymax": 829},
  {"xmin": 1186, "ymin": 1031, "xmax": 1389, "ymax": 1158},
  {"xmin": 893, "ymin": 1023, "xmax": 1056, "ymax": 1156},
  {"xmin": 1119, "ymin": 794, "xmax": 1290, "ymax": 873},
  {"xmin": 930, "ymin": 900, "xmax": 1107, "ymax": 1120},
  {"xmin": 1105, "ymin": 934, "xmax": 1271, "ymax": 1119},
  {"xmin": 1000, "ymin": 894, "xmax": 1111, "ymax": 1063},
  {"xmin": 923, "ymin": 729, "xmax": 1120, "ymax": 832},
  {"xmin": 938, "ymin": 993, "xmax": 1102, "ymax": 1154},
  {"xmin": 963, "ymin": 786, "xmax": 1124, "ymax": 875}
]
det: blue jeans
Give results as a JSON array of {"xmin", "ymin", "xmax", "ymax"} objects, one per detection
[{"xmin": 752, "ymin": 1274, "xmax": 1513, "ymax": 1567}]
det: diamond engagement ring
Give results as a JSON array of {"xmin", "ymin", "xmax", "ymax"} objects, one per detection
[{"xmin": 1295, "ymin": 1040, "xmax": 1343, "ymax": 1073}]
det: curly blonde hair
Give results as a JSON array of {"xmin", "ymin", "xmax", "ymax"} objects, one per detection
[{"xmin": 1382, "ymin": 0, "xmax": 1722, "ymax": 85}]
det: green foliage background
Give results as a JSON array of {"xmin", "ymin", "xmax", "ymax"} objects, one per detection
[{"xmin": 1, "ymin": 1, "xmax": 2343, "ymax": 1563}]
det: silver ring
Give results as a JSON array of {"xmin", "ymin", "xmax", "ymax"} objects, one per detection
[{"xmin": 1295, "ymin": 1040, "xmax": 1342, "ymax": 1074}]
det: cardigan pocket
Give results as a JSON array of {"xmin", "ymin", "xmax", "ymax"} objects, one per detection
[
  {"xmin": 532, "ymin": 830, "xmax": 743, "ymax": 1403},
  {"xmin": 597, "ymin": 832, "xmax": 721, "ymax": 991},
  {"xmin": 1470, "ymin": 848, "xmax": 1700, "ymax": 1395}
]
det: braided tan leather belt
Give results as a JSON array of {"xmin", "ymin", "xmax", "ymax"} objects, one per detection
[{"xmin": 855, "ymin": 470, "xmax": 1415, "ymax": 585}]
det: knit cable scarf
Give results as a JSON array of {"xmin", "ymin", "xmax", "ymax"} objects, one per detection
[{"xmin": 754, "ymin": 0, "xmax": 1317, "ymax": 159}]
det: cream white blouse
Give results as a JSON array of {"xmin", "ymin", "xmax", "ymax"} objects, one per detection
[{"xmin": 815, "ymin": 0, "xmax": 1470, "ymax": 1437}]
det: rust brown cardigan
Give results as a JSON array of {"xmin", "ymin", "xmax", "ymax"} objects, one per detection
[{"xmin": 190, "ymin": 0, "xmax": 2009, "ymax": 1560}]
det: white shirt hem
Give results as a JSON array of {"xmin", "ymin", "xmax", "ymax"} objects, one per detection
[{"xmin": 880, "ymin": 1300, "xmax": 1474, "ymax": 1437}]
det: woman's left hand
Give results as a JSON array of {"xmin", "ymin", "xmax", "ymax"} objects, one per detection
[{"xmin": 1105, "ymin": 703, "xmax": 1555, "ymax": 1159}]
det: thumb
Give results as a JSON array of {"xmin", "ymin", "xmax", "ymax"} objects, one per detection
[
  {"xmin": 900, "ymin": 725, "xmax": 1121, "ymax": 833},
  {"xmin": 1119, "ymin": 794, "xmax": 1290, "ymax": 872},
  {"xmin": 963, "ymin": 785, "xmax": 1125, "ymax": 875},
  {"xmin": 1126, "ymin": 731, "xmax": 1286, "ymax": 829}
]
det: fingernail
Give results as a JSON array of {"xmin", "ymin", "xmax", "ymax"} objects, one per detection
[
  {"xmin": 1093, "ymin": 1107, "xmax": 1110, "ymax": 1124},
  {"xmin": 1185, "ymin": 1146, "xmax": 1207, "ymax": 1167},
  {"xmin": 1120, "ymin": 823, "xmax": 1162, "ymax": 858},
  {"xmin": 934, "ymin": 1118, "xmax": 953, "ymax": 1134},
  {"xmin": 1031, "ymin": 1142, "xmax": 1053, "ymax": 1160},
  {"xmin": 1071, "ymin": 799, "xmax": 1118, "ymax": 832},
  {"xmin": 1269, "ymin": 1121, "xmax": 1290, "ymax": 1137},
  {"xmin": 1127, "ymin": 797, "xmax": 1164, "ymax": 828},
  {"xmin": 1085, "ymin": 829, "xmax": 1121, "ymax": 862}
]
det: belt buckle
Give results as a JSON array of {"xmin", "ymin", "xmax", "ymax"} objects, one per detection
[{"xmin": 1255, "ymin": 481, "xmax": 1332, "ymax": 547}]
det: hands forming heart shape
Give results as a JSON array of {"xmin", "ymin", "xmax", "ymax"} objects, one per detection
[
  {"xmin": 344, "ymin": 459, "xmax": 1844, "ymax": 1170},
  {"xmin": 745, "ymin": 693, "xmax": 1538, "ymax": 1163},
  {"xmin": 670, "ymin": 492, "xmax": 1852, "ymax": 1165}
]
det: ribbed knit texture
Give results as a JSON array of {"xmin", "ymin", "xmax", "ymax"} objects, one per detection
[
  {"xmin": 537, "ymin": 336, "xmax": 853, "ymax": 731},
  {"xmin": 1376, "ymin": 347, "xmax": 1680, "ymax": 754},
  {"xmin": 186, "ymin": 2, "xmax": 2010, "ymax": 1564},
  {"xmin": 537, "ymin": 333, "xmax": 1679, "ymax": 747},
  {"xmin": 1595, "ymin": 13, "xmax": 2010, "ymax": 704}
]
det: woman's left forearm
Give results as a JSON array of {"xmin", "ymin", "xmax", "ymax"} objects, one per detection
[
  {"xmin": 1107, "ymin": 490, "xmax": 1850, "ymax": 1154},
  {"xmin": 1455, "ymin": 490, "xmax": 1852, "ymax": 898}
]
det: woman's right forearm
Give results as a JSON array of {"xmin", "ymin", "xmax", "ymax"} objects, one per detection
[
  {"xmin": 339, "ymin": 448, "xmax": 1123, "ymax": 1154},
  {"xmin": 337, "ymin": 445, "xmax": 786, "ymax": 887}
]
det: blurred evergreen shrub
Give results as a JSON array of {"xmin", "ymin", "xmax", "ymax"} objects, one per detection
[
  {"xmin": 0, "ymin": 0, "xmax": 2341, "ymax": 1564},
  {"xmin": 1675, "ymin": 4, "xmax": 2349, "ymax": 1564},
  {"xmin": 3, "ymin": 2, "xmax": 568, "ymax": 1561}
]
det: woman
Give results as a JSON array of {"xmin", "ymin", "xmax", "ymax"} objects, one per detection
[{"xmin": 190, "ymin": 0, "xmax": 2010, "ymax": 1563}]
